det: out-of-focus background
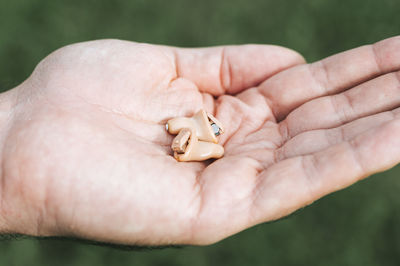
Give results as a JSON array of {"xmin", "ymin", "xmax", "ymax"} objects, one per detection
[{"xmin": 0, "ymin": 0, "xmax": 399, "ymax": 265}]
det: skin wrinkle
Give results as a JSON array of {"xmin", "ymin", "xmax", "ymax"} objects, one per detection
[
  {"xmin": 243, "ymin": 124, "xmax": 277, "ymax": 149},
  {"xmin": 271, "ymin": 63, "xmax": 328, "ymax": 122},
  {"xmin": 242, "ymin": 101, "xmax": 271, "ymax": 140},
  {"xmin": 371, "ymin": 43, "xmax": 383, "ymax": 73},
  {"xmin": 212, "ymin": 94, "xmax": 221, "ymax": 122},
  {"xmin": 0, "ymin": 161, "xmax": 4, "ymax": 231},
  {"xmin": 272, "ymin": 145, "xmax": 281, "ymax": 165},
  {"xmin": 395, "ymin": 71, "xmax": 400, "ymax": 90},
  {"xmin": 221, "ymin": 88, "xmax": 274, "ymax": 149},
  {"xmin": 260, "ymin": 124, "xmax": 283, "ymax": 149},
  {"xmin": 319, "ymin": 59, "xmax": 332, "ymax": 93},
  {"xmin": 331, "ymin": 93, "xmax": 351, "ymax": 125},
  {"xmin": 157, "ymin": 46, "xmax": 178, "ymax": 80},
  {"xmin": 270, "ymin": 63, "xmax": 328, "ymax": 123},
  {"xmin": 169, "ymin": 48, "xmax": 180, "ymax": 86},
  {"xmin": 324, "ymin": 126, "xmax": 341, "ymax": 148},
  {"xmin": 249, "ymin": 172, "xmax": 270, "ymax": 225},
  {"xmin": 341, "ymin": 91, "xmax": 357, "ymax": 122},
  {"xmin": 200, "ymin": 93, "xmax": 216, "ymax": 114},
  {"xmin": 17, "ymin": 156, "xmax": 32, "ymax": 233},
  {"xmin": 216, "ymin": 95, "xmax": 244, "ymax": 147},
  {"xmin": 274, "ymin": 129, "xmax": 313, "ymax": 162},
  {"xmin": 241, "ymin": 136, "xmax": 279, "ymax": 153},
  {"xmin": 0, "ymin": 97, "xmax": 17, "ymax": 232},
  {"xmin": 112, "ymin": 123, "xmax": 170, "ymax": 154},
  {"xmin": 110, "ymin": 118, "xmax": 171, "ymax": 147},
  {"xmin": 256, "ymin": 86, "xmax": 279, "ymax": 121},
  {"xmin": 219, "ymin": 47, "xmax": 231, "ymax": 94},
  {"xmin": 65, "ymin": 179, "xmax": 78, "ymax": 235},
  {"xmin": 308, "ymin": 61, "xmax": 330, "ymax": 96},
  {"xmin": 222, "ymin": 116, "xmax": 244, "ymax": 149},
  {"xmin": 277, "ymin": 119, "xmax": 290, "ymax": 147},
  {"xmin": 35, "ymin": 185, "xmax": 47, "ymax": 236},
  {"xmin": 253, "ymin": 87, "xmax": 276, "ymax": 122},
  {"xmin": 273, "ymin": 144, "xmax": 285, "ymax": 164},
  {"xmin": 388, "ymin": 108, "xmax": 397, "ymax": 120},
  {"xmin": 2, "ymin": 110, "xmax": 29, "ymax": 234},
  {"xmin": 346, "ymin": 139, "xmax": 367, "ymax": 179},
  {"xmin": 335, "ymin": 125, "xmax": 346, "ymax": 147},
  {"xmin": 73, "ymin": 94, "xmax": 174, "ymax": 148},
  {"xmin": 349, "ymin": 44, "xmax": 381, "ymax": 88},
  {"xmin": 16, "ymin": 120, "xmax": 52, "ymax": 237},
  {"xmin": 300, "ymin": 155, "xmax": 319, "ymax": 205},
  {"xmin": 189, "ymin": 169, "xmax": 205, "ymax": 243},
  {"xmin": 36, "ymin": 160, "xmax": 62, "ymax": 237},
  {"xmin": 246, "ymin": 150, "xmax": 273, "ymax": 170},
  {"xmin": 48, "ymin": 92, "xmax": 172, "ymax": 151},
  {"xmin": 247, "ymin": 157, "xmax": 265, "ymax": 227},
  {"xmin": 251, "ymin": 156, "xmax": 316, "ymax": 224}
]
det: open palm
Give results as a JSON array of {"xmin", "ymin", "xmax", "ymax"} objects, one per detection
[{"xmin": 3, "ymin": 37, "xmax": 400, "ymax": 245}]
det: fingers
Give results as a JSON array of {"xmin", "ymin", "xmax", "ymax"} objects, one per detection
[
  {"xmin": 252, "ymin": 117, "xmax": 400, "ymax": 223},
  {"xmin": 283, "ymin": 71, "xmax": 400, "ymax": 138},
  {"xmin": 277, "ymin": 107, "xmax": 400, "ymax": 161},
  {"xmin": 172, "ymin": 45, "xmax": 305, "ymax": 96},
  {"xmin": 258, "ymin": 36, "xmax": 400, "ymax": 121}
]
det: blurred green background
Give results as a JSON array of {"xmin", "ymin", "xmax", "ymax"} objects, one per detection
[{"xmin": 1, "ymin": 0, "xmax": 399, "ymax": 265}]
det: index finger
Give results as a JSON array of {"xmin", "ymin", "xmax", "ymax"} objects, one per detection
[{"xmin": 259, "ymin": 36, "xmax": 400, "ymax": 121}]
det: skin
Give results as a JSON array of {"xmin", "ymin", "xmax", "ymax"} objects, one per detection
[{"xmin": 0, "ymin": 37, "xmax": 399, "ymax": 246}]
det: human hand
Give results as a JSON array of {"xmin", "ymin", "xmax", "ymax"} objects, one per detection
[{"xmin": 0, "ymin": 37, "xmax": 399, "ymax": 245}]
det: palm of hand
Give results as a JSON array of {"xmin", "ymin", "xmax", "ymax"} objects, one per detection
[{"xmin": 4, "ymin": 38, "xmax": 400, "ymax": 245}]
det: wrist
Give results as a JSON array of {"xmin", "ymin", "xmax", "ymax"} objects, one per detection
[{"xmin": 0, "ymin": 88, "xmax": 18, "ymax": 234}]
